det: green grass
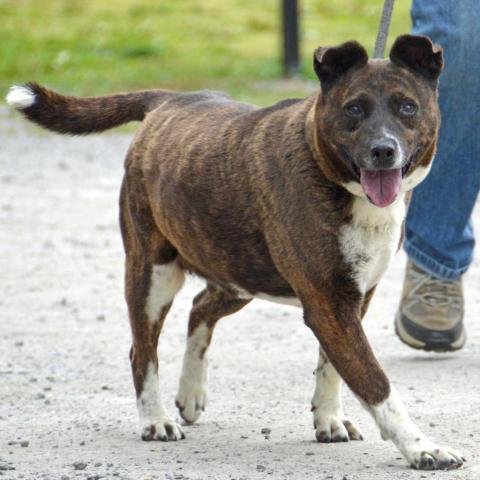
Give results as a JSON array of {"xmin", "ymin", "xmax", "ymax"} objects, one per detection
[{"xmin": 0, "ymin": 0, "xmax": 411, "ymax": 106}]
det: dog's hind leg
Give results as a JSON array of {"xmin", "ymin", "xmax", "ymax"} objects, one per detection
[
  {"xmin": 120, "ymin": 177, "xmax": 185, "ymax": 441},
  {"xmin": 175, "ymin": 285, "xmax": 250, "ymax": 423}
]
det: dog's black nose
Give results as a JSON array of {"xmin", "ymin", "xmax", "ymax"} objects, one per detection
[{"xmin": 370, "ymin": 141, "xmax": 397, "ymax": 168}]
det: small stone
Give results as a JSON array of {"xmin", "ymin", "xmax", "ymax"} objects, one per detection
[
  {"xmin": 20, "ymin": 441, "xmax": 29, "ymax": 447},
  {"xmin": 257, "ymin": 465, "xmax": 266, "ymax": 472},
  {"xmin": 305, "ymin": 452, "xmax": 314, "ymax": 456},
  {"xmin": 0, "ymin": 461, "xmax": 15, "ymax": 471},
  {"xmin": 261, "ymin": 428, "xmax": 271, "ymax": 435},
  {"xmin": 96, "ymin": 314, "xmax": 106, "ymax": 322},
  {"xmin": 94, "ymin": 462, "xmax": 102, "ymax": 467},
  {"xmin": 72, "ymin": 461, "xmax": 87, "ymax": 470}
]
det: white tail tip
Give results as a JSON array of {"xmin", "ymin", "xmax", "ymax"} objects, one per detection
[{"xmin": 6, "ymin": 85, "xmax": 35, "ymax": 109}]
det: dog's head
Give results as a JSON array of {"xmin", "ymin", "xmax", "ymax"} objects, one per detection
[{"xmin": 310, "ymin": 34, "xmax": 443, "ymax": 207}]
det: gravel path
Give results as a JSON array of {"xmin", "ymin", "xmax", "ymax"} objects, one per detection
[{"xmin": 1, "ymin": 107, "xmax": 479, "ymax": 480}]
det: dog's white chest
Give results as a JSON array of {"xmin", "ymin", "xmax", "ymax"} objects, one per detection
[{"xmin": 340, "ymin": 196, "xmax": 406, "ymax": 294}]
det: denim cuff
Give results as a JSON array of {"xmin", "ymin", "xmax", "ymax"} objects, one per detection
[{"xmin": 404, "ymin": 239, "xmax": 470, "ymax": 281}]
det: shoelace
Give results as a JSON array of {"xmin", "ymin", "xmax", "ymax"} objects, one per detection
[{"xmin": 406, "ymin": 268, "xmax": 462, "ymax": 308}]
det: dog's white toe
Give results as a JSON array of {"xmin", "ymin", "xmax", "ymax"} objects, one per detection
[
  {"xmin": 176, "ymin": 324, "xmax": 209, "ymax": 424},
  {"xmin": 175, "ymin": 380, "xmax": 207, "ymax": 424},
  {"xmin": 140, "ymin": 417, "xmax": 185, "ymax": 441},
  {"xmin": 314, "ymin": 415, "xmax": 363, "ymax": 443},
  {"xmin": 407, "ymin": 444, "xmax": 465, "ymax": 470}
]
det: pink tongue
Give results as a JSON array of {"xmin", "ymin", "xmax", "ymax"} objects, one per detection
[{"xmin": 360, "ymin": 169, "xmax": 402, "ymax": 207}]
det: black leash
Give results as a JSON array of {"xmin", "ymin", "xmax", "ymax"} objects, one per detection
[{"xmin": 373, "ymin": 0, "xmax": 396, "ymax": 58}]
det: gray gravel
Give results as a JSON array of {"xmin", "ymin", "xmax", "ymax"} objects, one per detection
[{"xmin": 1, "ymin": 106, "xmax": 479, "ymax": 479}]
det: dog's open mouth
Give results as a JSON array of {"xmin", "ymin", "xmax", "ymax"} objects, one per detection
[
  {"xmin": 350, "ymin": 158, "xmax": 414, "ymax": 208},
  {"xmin": 359, "ymin": 168, "xmax": 402, "ymax": 208}
]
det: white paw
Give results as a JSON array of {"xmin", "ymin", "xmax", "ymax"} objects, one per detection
[
  {"xmin": 369, "ymin": 387, "xmax": 465, "ymax": 470},
  {"xmin": 140, "ymin": 417, "xmax": 185, "ymax": 441},
  {"xmin": 175, "ymin": 375, "xmax": 207, "ymax": 424},
  {"xmin": 314, "ymin": 413, "xmax": 363, "ymax": 443},
  {"xmin": 405, "ymin": 442, "xmax": 465, "ymax": 470}
]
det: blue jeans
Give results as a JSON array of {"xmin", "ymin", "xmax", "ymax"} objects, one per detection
[{"xmin": 405, "ymin": 0, "xmax": 480, "ymax": 280}]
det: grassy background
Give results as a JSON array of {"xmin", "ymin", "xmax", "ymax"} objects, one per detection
[{"xmin": 1, "ymin": 0, "xmax": 410, "ymax": 105}]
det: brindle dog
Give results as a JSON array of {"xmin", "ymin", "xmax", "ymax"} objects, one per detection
[{"xmin": 7, "ymin": 34, "xmax": 465, "ymax": 470}]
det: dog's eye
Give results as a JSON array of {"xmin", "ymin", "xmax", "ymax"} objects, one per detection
[
  {"xmin": 399, "ymin": 101, "xmax": 418, "ymax": 116},
  {"xmin": 344, "ymin": 103, "xmax": 365, "ymax": 118}
]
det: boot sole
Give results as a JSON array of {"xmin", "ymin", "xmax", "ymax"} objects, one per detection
[{"xmin": 395, "ymin": 310, "xmax": 466, "ymax": 353}]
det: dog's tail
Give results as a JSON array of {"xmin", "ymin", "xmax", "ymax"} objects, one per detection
[{"xmin": 5, "ymin": 82, "xmax": 173, "ymax": 135}]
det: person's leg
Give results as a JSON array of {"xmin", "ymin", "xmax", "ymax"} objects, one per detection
[
  {"xmin": 405, "ymin": 0, "xmax": 480, "ymax": 279},
  {"xmin": 396, "ymin": 0, "xmax": 480, "ymax": 351}
]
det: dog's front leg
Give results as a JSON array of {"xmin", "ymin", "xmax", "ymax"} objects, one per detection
[
  {"xmin": 303, "ymin": 293, "xmax": 464, "ymax": 470},
  {"xmin": 311, "ymin": 347, "xmax": 363, "ymax": 442},
  {"xmin": 312, "ymin": 288, "xmax": 376, "ymax": 443}
]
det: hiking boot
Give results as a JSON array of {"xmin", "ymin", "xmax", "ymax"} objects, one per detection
[{"xmin": 395, "ymin": 261, "xmax": 465, "ymax": 352}]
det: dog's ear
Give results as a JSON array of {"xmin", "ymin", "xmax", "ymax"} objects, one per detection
[
  {"xmin": 390, "ymin": 34, "xmax": 443, "ymax": 82},
  {"xmin": 313, "ymin": 41, "xmax": 368, "ymax": 93}
]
